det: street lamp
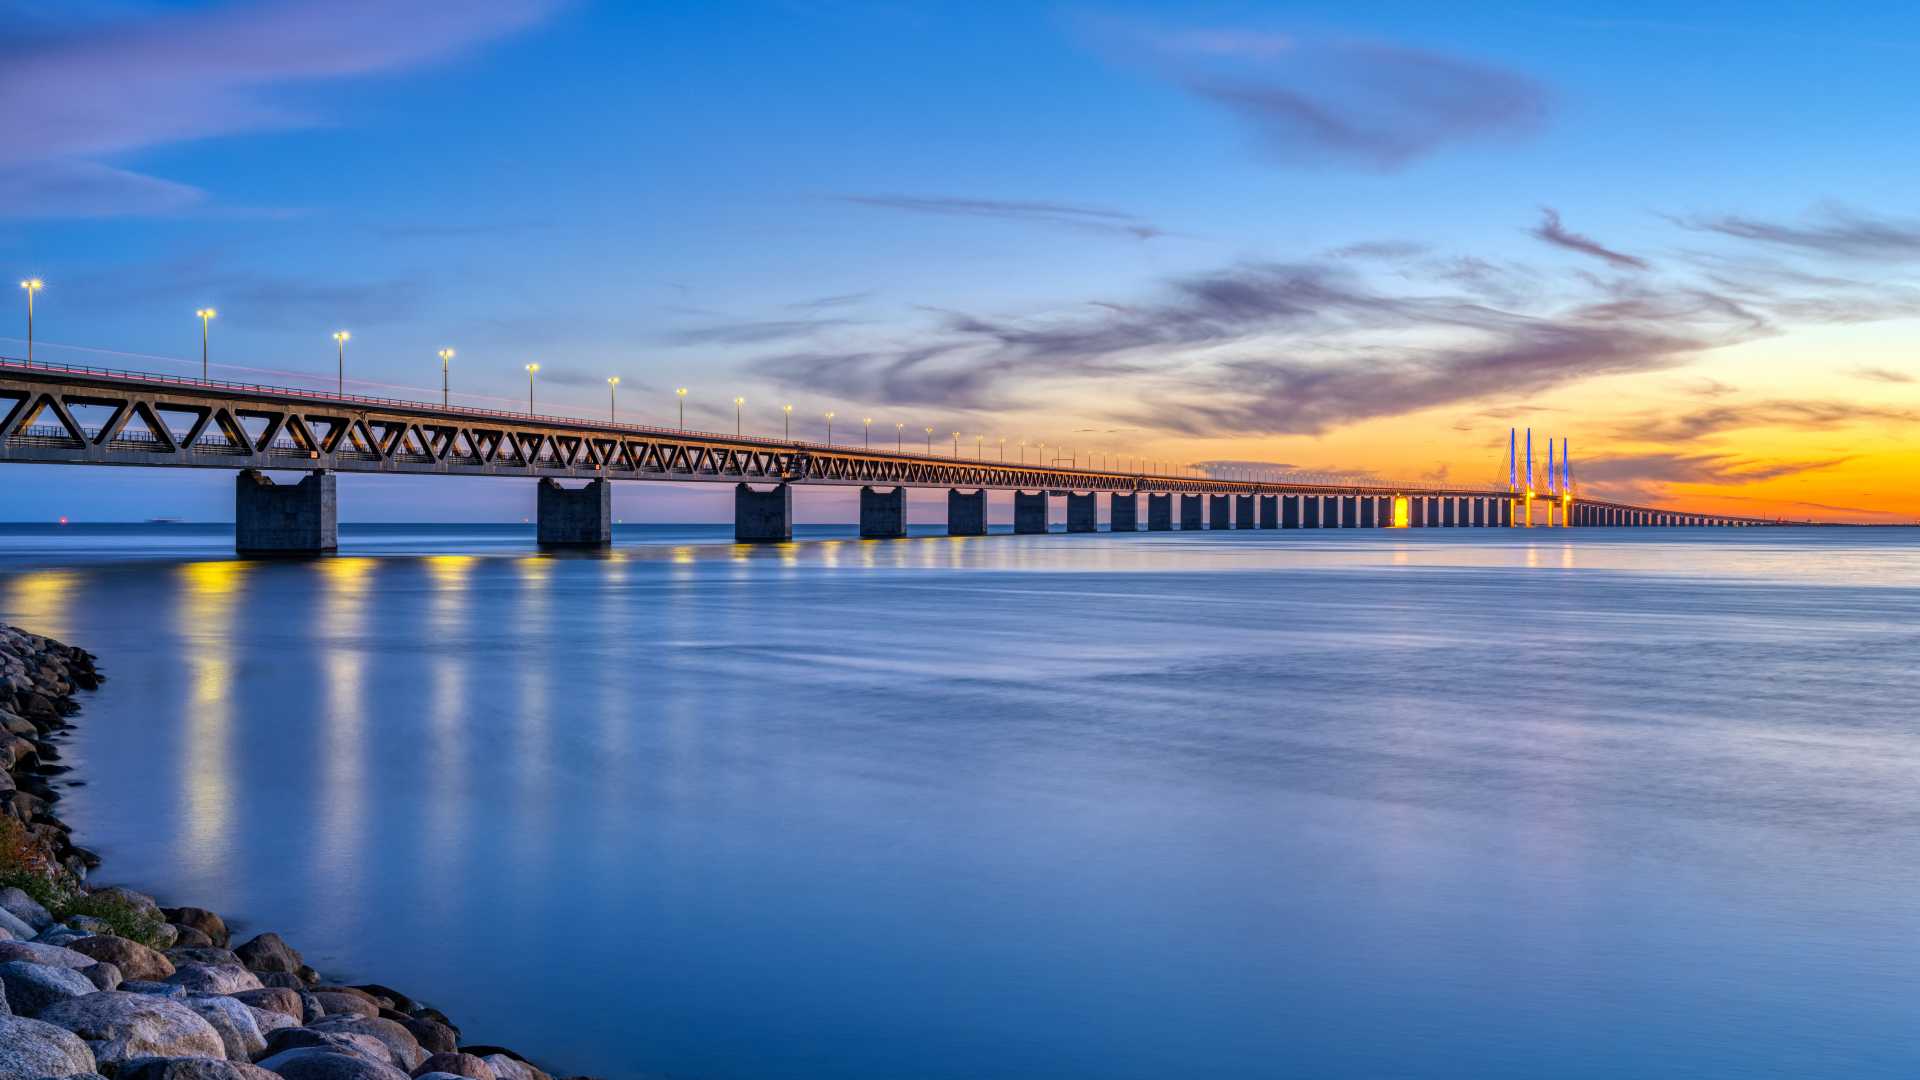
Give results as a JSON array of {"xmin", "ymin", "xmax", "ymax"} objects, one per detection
[
  {"xmin": 894, "ymin": 422, "xmax": 903, "ymax": 452},
  {"xmin": 734, "ymin": 396, "xmax": 745, "ymax": 436},
  {"xmin": 863, "ymin": 417, "xmax": 872, "ymax": 449},
  {"xmin": 782, "ymin": 403, "xmax": 792, "ymax": 439},
  {"xmin": 924, "ymin": 426, "xmax": 933, "ymax": 453},
  {"xmin": 1019, "ymin": 438, "xmax": 1026, "ymax": 464},
  {"xmin": 952, "ymin": 431, "xmax": 960, "ymax": 456},
  {"xmin": 609, "ymin": 376, "xmax": 621, "ymax": 422},
  {"xmin": 976, "ymin": 434, "xmax": 983, "ymax": 459},
  {"xmin": 997, "ymin": 437, "xmax": 1005, "ymax": 461},
  {"xmin": 196, "ymin": 308, "xmax": 217, "ymax": 380},
  {"xmin": 18, "ymin": 279, "xmax": 41, "ymax": 363},
  {"xmin": 676, "ymin": 387, "xmax": 687, "ymax": 430},
  {"xmin": 824, "ymin": 410, "xmax": 835, "ymax": 445},
  {"xmin": 525, "ymin": 363, "xmax": 539, "ymax": 414},
  {"xmin": 438, "ymin": 348, "xmax": 454, "ymax": 407},
  {"xmin": 332, "ymin": 330, "xmax": 350, "ymax": 394}
]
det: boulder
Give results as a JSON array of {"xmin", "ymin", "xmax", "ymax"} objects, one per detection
[
  {"xmin": 86, "ymin": 887, "xmax": 161, "ymax": 916},
  {"xmin": 260, "ymin": 1028, "xmax": 397, "ymax": 1066},
  {"xmin": 0, "ymin": 959, "xmax": 97, "ymax": 1016},
  {"xmin": 117, "ymin": 980, "xmax": 186, "ymax": 999},
  {"xmin": 477, "ymin": 1057, "xmax": 531, "ymax": 1080},
  {"xmin": 0, "ymin": 904, "xmax": 37, "ymax": 941},
  {"xmin": 118, "ymin": 1057, "xmax": 282, "ymax": 1080},
  {"xmin": 229, "ymin": 988, "xmax": 302, "ymax": 1022},
  {"xmin": 34, "ymin": 991, "xmax": 226, "ymax": 1069},
  {"xmin": 180, "ymin": 992, "xmax": 266, "ymax": 1062},
  {"xmin": 410, "ymin": 1053, "xmax": 495, "ymax": 1080},
  {"xmin": 69, "ymin": 934, "xmax": 175, "ymax": 981},
  {"xmin": 165, "ymin": 963, "xmax": 261, "ymax": 994},
  {"xmin": 147, "ymin": 923, "xmax": 180, "ymax": 950},
  {"xmin": 169, "ymin": 925, "xmax": 214, "ymax": 949},
  {"xmin": 398, "ymin": 1017, "xmax": 456, "ymax": 1056},
  {"xmin": 0, "ymin": 1013, "xmax": 97, "ymax": 1080},
  {"xmin": 307, "ymin": 1017, "xmax": 425, "ymax": 1069},
  {"xmin": 248, "ymin": 1004, "xmax": 297, "ymax": 1035},
  {"xmin": 256, "ymin": 972, "xmax": 306, "ymax": 991},
  {"xmin": 308, "ymin": 993, "xmax": 377, "ymax": 1020},
  {"xmin": 232, "ymin": 933, "xmax": 301, "ymax": 975},
  {"xmin": 165, "ymin": 948, "xmax": 241, "ymax": 968},
  {"xmin": 352, "ymin": 985, "xmax": 414, "ymax": 1013},
  {"xmin": 159, "ymin": 908, "xmax": 228, "ymax": 949},
  {"xmin": 252, "ymin": 1048, "xmax": 411, "ymax": 1080},
  {"xmin": 81, "ymin": 961, "xmax": 122, "ymax": 992},
  {"xmin": 0, "ymin": 939, "xmax": 91, "ymax": 969}
]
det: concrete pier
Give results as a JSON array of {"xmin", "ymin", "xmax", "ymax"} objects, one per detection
[
  {"xmin": 1208, "ymin": 494, "xmax": 1231, "ymax": 529},
  {"xmin": 1066, "ymin": 492, "xmax": 1098, "ymax": 533},
  {"xmin": 1259, "ymin": 494, "xmax": 1278, "ymax": 529},
  {"xmin": 1015, "ymin": 491, "xmax": 1049, "ymax": 534},
  {"xmin": 1148, "ymin": 493, "xmax": 1173, "ymax": 531},
  {"xmin": 1235, "ymin": 494, "xmax": 1256, "ymax": 529},
  {"xmin": 734, "ymin": 482, "xmax": 792, "ymax": 542},
  {"xmin": 1303, "ymin": 496, "xmax": 1322, "ymax": 528},
  {"xmin": 1180, "ymin": 494, "xmax": 1203, "ymax": 530},
  {"xmin": 1411, "ymin": 498, "xmax": 1427, "ymax": 527},
  {"xmin": 1442, "ymin": 498, "xmax": 1457, "ymax": 527},
  {"xmin": 1360, "ymin": 497, "xmax": 1378, "ymax": 528},
  {"xmin": 235, "ymin": 469, "xmax": 337, "ymax": 553},
  {"xmin": 1282, "ymin": 494, "xmax": 1301, "ymax": 528},
  {"xmin": 859, "ymin": 485, "xmax": 906, "ymax": 539},
  {"xmin": 535, "ymin": 477, "xmax": 612, "ymax": 547},
  {"xmin": 1110, "ymin": 492, "xmax": 1138, "ymax": 532},
  {"xmin": 948, "ymin": 488, "xmax": 987, "ymax": 536},
  {"xmin": 1339, "ymin": 496, "xmax": 1358, "ymax": 528}
]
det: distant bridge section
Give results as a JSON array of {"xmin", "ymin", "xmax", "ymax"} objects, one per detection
[{"xmin": 0, "ymin": 359, "xmax": 1785, "ymax": 552}]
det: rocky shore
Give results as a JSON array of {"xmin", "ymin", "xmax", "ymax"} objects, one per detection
[{"xmin": 0, "ymin": 623, "xmax": 593, "ymax": 1080}]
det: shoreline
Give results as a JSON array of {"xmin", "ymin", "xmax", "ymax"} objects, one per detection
[{"xmin": 0, "ymin": 622, "xmax": 593, "ymax": 1080}]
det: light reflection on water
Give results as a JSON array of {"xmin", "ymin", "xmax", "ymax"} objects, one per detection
[{"xmin": 1, "ymin": 525, "xmax": 1919, "ymax": 1079}]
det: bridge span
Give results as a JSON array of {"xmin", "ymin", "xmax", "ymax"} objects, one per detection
[{"xmin": 0, "ymin": 359, "xmax": 1781, "ymax": 552}]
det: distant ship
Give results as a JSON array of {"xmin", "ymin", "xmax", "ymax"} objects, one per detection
[{"xmin": 145, "ymin": 517, "xmax": 184, "ymax": 524}]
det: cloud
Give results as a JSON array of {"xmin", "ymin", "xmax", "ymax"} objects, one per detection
[
  {"xmin": 667, "ymin": 319, "xmax": 857, "ymax": 346},
  {"xmin": 1614, "ymin": 399, "xmax": 1920, "ymax": 442},
  {"xmin": 1530, "ymin": 207, "xmax": 1648, "ymax": 270},
  {"xmin": 1579, "ymin": 451, "xmax": 1853, "ymax": 487},
  {"xmin": 1083, "ymin": 18, "xmax": 1550, "ymax": 170},
  {"xmin": 840, "ymin": 195, "xmax": 1162, "ymax": 239},
  {"xmin": 1849, "ymin": 366, "xmax": 1914, "ymax": 384},
  {"xmin": 1325, "ymin": 240, "xmax": 1429, "ymax": 260},
  {"xmin": 1680, "ymin": 206, "xmax": 1920, "ymax": 262},
  {"xmin": 0, "ymin": 0, "xmax": 562, "ymax": 218},
  {"xmin": 787, "ymin": 291, "xmax": 874, "ymax": 309}
]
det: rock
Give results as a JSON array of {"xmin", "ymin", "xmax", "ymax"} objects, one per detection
[
  {"xmin": 352, "ymin": 986, "xmax": 414, "ymax": 1014},
  {"xmin": 35, "ymin": 991, "xmax": 226, "ymax": 1069},
  {"xmin": 410, "ymin": 1054, "xmax": 495, "ymax": 1080},
  {"xmin": 407, "ymin": 1009, "xmax": 456, "ymax": 1038},
  {"xmin": 397, "ymin": 1018, "xmax": 456, "ymax": 1056},
  {"xmin": 159, "ymin": 908, "xmax": 228, "ymax": 949},
  {"xmin": 147, "ymin": 923, "xmax": 180, "ymax": 950},
  {"xmin": 118, "ymin": 1058, "xmax": 282, "ymax": 1080},
  {"xmin": 0, "ymin": 960, "xmax": 97, "ymax": 1016},
  {"xmin": 85, "ymin": 887, "xmax": 160, "ymax": 917},
  {"xmin": 414, "ymin": 1073, "xmax": 470, "ymax": 1080},
  {"xmin": 295, "ymin": 966, "xmax": 321, "ymax": 987},
  {"xmin": 168, "ymin": 926, "xmax": 214, "ymax": 949},
  {"xmin": 165, "ymin": 948, "xmax": 240, "ymax": 968},
  {"xmin": 0, "ymin": 940, "xmax": 91, "ymax": 969},
  {"xmin": 308, "ymin": 993, "xmax": 377, "ymax": 1020},
  {"xmin": 0, "ymin": 904, "xmax": 37, "ymax": 942},
  {"xmin": 36, "ymin": 926, "xmax": 89, "ymax": 948},
  {"xmin": 247, "ymin": 1004, "xmax": 297, "ymax": 1035},
  {"xmin": 229, "ymin": 988, "xmax": 301, "ymax": 1023},
  {"xmin": 231, "ymin": 934, "xmax": 301, "ymax": 976},
  {"xmin": 477, "ymin": 1057, "xmax": 531, "ymax": 1080},
  {"xmin": 256, "ymin": 973, "xmax": 306, "ymax": 991},
  {"xmin": 252, "ymin": 1048, "xmax": 411, "ymax": 1080},
  {"xmin": 68, "ymin": 916, "xmax": 116, "ymax": 936},
  {"xmin": 0, "ymin": 1013, "xmax": 97, "ymax": 1080},
  {"xmin": 307, "ymin": 1017, "xmax": 425, "ymax": 1070},
  {"xmin": 298, "ymin": 993, "xmax": 327, "ymax": 1024},
  {"xmin": 259, "ymin": 1028, "xmax": 403, "ymax": 1068},
  {"xmin": 69, "ymin": 935, "xmax": 175, "ymax": 981},
  {"xmin": 164, "ymin": 963, "xmax": 260, "ymax": 994},
  {"xmin": 81, "ymin": 961, "xmax": 122, "ymax": 992},
  {"xmin": 180, "ymin": 993, "xmax": 266, "ymax": 1062},
  {"xmin": 117, "ymin": 980, "xmax": 186, "ymax": 999}
]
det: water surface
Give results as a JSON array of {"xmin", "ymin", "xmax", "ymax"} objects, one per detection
[{"xmin": 2, "ymin": 524, "xmax": 1917, "ymax": 1079}]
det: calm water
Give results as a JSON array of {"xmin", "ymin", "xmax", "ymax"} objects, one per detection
[{"xmin": 1, "ymin": 523, "xmax": 1917, "ymax": 1079}]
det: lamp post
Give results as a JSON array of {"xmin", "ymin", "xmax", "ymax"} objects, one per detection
[
  {"xmin": 1019, "ymin": 439, "xmax": 1026, "ymax": 464},
  {"xmin": 609, "ymin": 376, "xmax": 621, "ymax": 422},
  {"xmin": 824, "ymin": 411, "xmax": 835, "ymax": 445},
  {"xmin": 438, "ymin": 348, "xmax": 455, "ymax": 406},
  {"xmin": 863, "ymin": 417, "xmax": 872, "ymax": 449},
  {"xmin": 332, "ymin": 330, "xmax": 350, "ymax": 395},
  {"xmin": 895, "ymin": 422, "xmax": 903, "ymax": 451},
  {"xmin": 196, "ymin": 308, "xmax": 217, "ymax": 380},
  {"xmin": 676, "ymin": 387, "xmax": 687, "ymax": 430},
  {"xmin": 952, "ymin": 431, "xmax": 960, "ymax": 457},
  {"xmin": 976, "ymin": 434, "xmax": 983, "ymax": 459},
  {"xmin": 734, "ymin": 396, "xmax": 745, "ymax": 436},
  {"xmin": 525, "ymin": 363, "xmax": 539, "ymax": 414},
  {"xmin": 18, "ymin": 279, "xmax": 42, "ymax": 363},
  {"xmin": 782, "ymin": 403, "xmax": 792, "ymax": 439},
  {"xmin": 998, "ymin": 437, "xmax": 1005, "ymax": 461},
  {"xmin": 924, "ymin": 426, "xmax": 933, "ymax": 453}
]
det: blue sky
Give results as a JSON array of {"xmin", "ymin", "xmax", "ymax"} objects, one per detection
[{"xmin": 6, "ymin": 0, "xmax": 1920, "ymax": 521}]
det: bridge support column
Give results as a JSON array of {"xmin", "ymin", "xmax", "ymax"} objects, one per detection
[
  {"xmin": 1339, "ymin": 496, "xmax": 1358, "ymax": 528},
  {"xmin": 1208, "ymin": 494, "xmax": 1231, "ymax": 529},
  {"xmin": 1259, "ymin": 495, "xmax": 1278, "ymax": 529},
  {"xmin": 1147, "ymin": 493, "xmax": 1173, "ymax": 531},
  {"xmin": 1282, "ymin": 495, "xmax": 1300, "ymax": 528},
  {"xmin": 536, "ymin": 477, "xmax": 612, "ymax": 547},
  {"xmin": 1360, "ymin": 498, "xmax": 1378, "ymax": 528},
  {"xmin": 859, "ymin": 485, "xmax": 907, "ymax": 539},
  {"xmin": 1015, "ymin": 491, "xmax": 1049, "ymax": 534},
  {"xmin": 1110, "ymin": 492, "xmax": 1138, "ymax": 532},
  {"xmin": 1304, "ymin": 496, "xmax": 1322, "ymax": 528},
  {"xmin": 1235, "ymin": 494, "xmax": 1256, "ymax": 529},
  {"xmin": 236, "ymin": 469, "xmax": 336, "ymax": 554},
  {"xmin": 1180, "ymin": 494, "xmax": 1204, "ymax": 530},
  {"xmin": 1066, "ymin": 492, "xmax": 1098, "ymax": 533},
  {"xmin": 947, "ymin": 489, "xmax": 987, "ymax": 536},
  {"xmin": 735, "ymin": 482, "xmax": 792, "ymax": 543}
]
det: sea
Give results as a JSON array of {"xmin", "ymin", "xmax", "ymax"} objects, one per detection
[{"xmin": 0, "ymin": 522, "xmax": 1916, "ymax": 1079}]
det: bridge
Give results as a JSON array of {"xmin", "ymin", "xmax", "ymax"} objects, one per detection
[{"xmin": 0, "ymin": 357, "xmax": 1781, "ymax": 552}]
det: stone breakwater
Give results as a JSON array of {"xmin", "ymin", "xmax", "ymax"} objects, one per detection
[{"xmin": 0, "ymin": 624, "xmax": 596, "ymax": 1080}]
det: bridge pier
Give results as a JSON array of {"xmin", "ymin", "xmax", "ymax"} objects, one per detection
[
  {"xmin": 235, "ymin": 469, "xmax": 337, "ymax": 554},
  {"xmin": 1067, "ymin": 492, "xmax": 1098, "ymax": 533},
  {"xmin": 536, "ymin": 477, "xmax": 612, "ymax": 547},
  {"xmin": 1110, "ymin": 492, "xmax": 1138, "ymax": 532},
  {"xmin": 1259, "ymin": 494, "xmax": 1278, "ymax": 529},
  {"xmin": 947, "ymin": 489, "xmax": 987, "ymax": 536},
  {"xmin": 1208, "ymin": 494, "xmax": 1231, "ymax": 529},
  {"xmin": 1148, "ymin": 493, "xmax": 1173, "ymax": 531},
  {"xmin": 1235, "ymin": 494, "xmax": 1256, "ymax": 529},
  {"xmin": 1339, "ymin": 496, "xmax": 1358, "ymax": 528},
  {"xmin": 1282, "ymin": 495, "xmax": 1300, "ymax": 528},
  {"xmin": 1303, "ymin": 495, "xmax": 1322, "ymax": 528},
  {"xmin": 1180, "ymin": 494, "xmax": 1204, "ymax": 530},
  {"xmin": 1360, "ymin": 497, "xmax": 1378, "ymax": 528},
  {"xmin": 859, "ymin": 485, "xmax": 907, "ymax": 539},
  {"xmin": 1015, "ymin": 491, "xmax": 1049, "ymax": 534},
  {"xmin": 734, "ymin": 482, "xmax": 792, "ymax": 542}
]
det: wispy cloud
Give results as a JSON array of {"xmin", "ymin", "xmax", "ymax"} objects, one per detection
[
  {"xmin": 1849, "ymin": 366, "xmax": 1914, "ymax": 384},
  {"xmin": 1614, "ymin": 399, "xmax": 1920, "ymax": 442},
  {"xmin": 0, "ymin": 0, "xmax": 562, "ymax": 218},
  {"xmin": 840, "ymin": 195, "xmax": 1162, "ymax": 239},
  {"xmin": 1680, "ymin": 206, "xmax": 1920, "ymax": 262},
  {"xmin": 1530, "ymin": 207, "xmax": 1648, "ymax": 270}
]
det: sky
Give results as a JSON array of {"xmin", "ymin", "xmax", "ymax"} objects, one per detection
[{"xmin": 3, "ymin": 0, "xmax": 1919, "ymax": 523}]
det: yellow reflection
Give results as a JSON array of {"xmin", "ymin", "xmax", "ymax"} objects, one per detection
[
  {"xmin": 175, "ymin": 560, "xmax": 247, "ymax": 873},
  {"xmin": 1391, "ymin": 496, "xmax": 1411, "ymax": 529},
  {"xmin": 2, "ymin": 570, "xmax": 77, "ymax": 638},
  {"xmin": 317, "ymin": 556, "xmax": 373, "ymax": 896}
]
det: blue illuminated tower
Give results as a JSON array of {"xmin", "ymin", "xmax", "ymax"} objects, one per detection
[
  {"xmin": 1525, "ymin": 429, "xmax": 1533, "ymax": 490},
  {"xmin": 1508, "ymin": 429, "xmax": 1517, "ymax": 490},
  {"xmin": 1562, "ymin": 438, "xmax": 1570, "ymax": 491},
  {"xmin": 1547, "ymin": 438, "xmax": 1556, "ymax": 493}
]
